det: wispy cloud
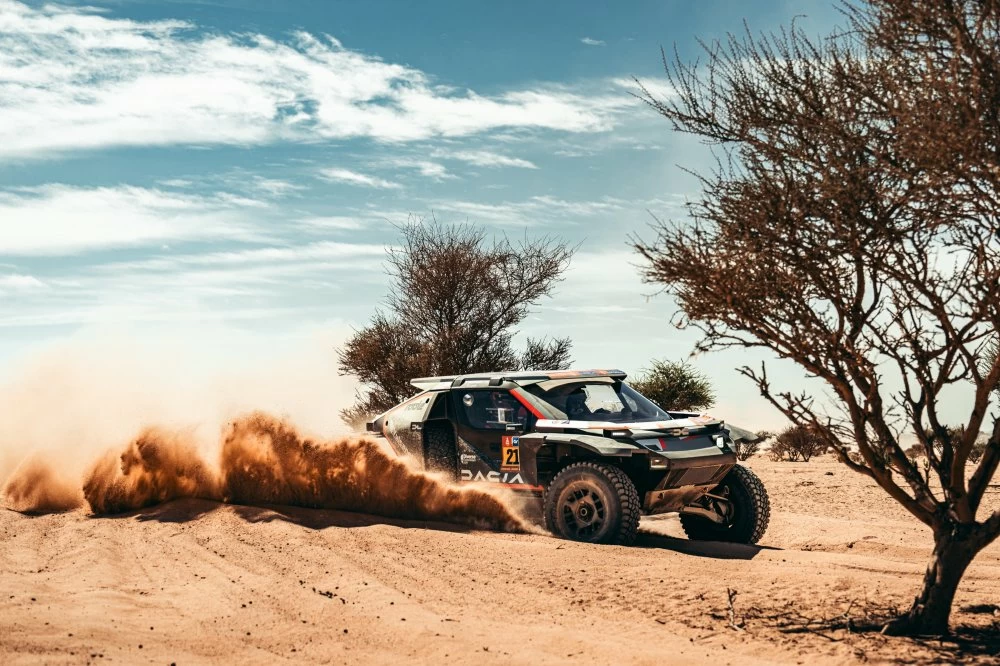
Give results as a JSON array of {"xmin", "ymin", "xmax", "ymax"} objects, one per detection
[
  {"xmin": 433, "ymin": 149, "xmax": 538, "ymax": 169},
  {"xmin": 615, "ymin": 77, "xmax": 674, "ymax": 101},
  {"xmin": 0, "ymin": 185, "xmax": 266, "ymax": 255},
  {"xmin": 159, "ymin": 178, "xmax": 195, "ymax": 188},
  {"xmin": 432, "ymin": 195, "xmax": 626, "ymax": 226},
  {"xmin": 248, "ymin": 177, "xmax": 304, "ymax": 197},
  {"xmin": 296, "ymin": 216, "xmax": 368, "ymax": 231},
  {"xmin": 383, "ymin": 158, "xmax": 454, "ymax": 180},
  {"xmin": 0, "ymin": 1, "xmax": 631, "ymax": 158},
  {"xmin": 581, "ymin": 37, "xmax": 605, "ymax": 46},
  {"xmin": 0, "ymin": 274, "xmax": 45, "ymax": 290},
  {"xmin": 317, "ymin": 168, "xmax": 402, "ymax": 189},
  {"xmin": 0, "ymin": 239, "xmax": 390, "ymax": 328},
  {"xmin": 98, "ymin": 241, "xmax": 387, "ymax": 273}
]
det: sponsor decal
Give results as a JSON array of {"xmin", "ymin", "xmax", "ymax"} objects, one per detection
[
  {"xmin": 537, "ymin": 418, "xmax": 616, "ymax": 429},
  {"xmin": 459, "ymin": 469, "xmax": 541, "ymax": 490},
  {"xmin": 501, "ymin": 435, "xmax": 520, "ymax": 471},
  {"xmin": 636, "ymin": 438, "xmax": 667, "ymax": 451},
  {"xmin": 460, "ymin": 453, "xmax": 478, "ymax": 464}
]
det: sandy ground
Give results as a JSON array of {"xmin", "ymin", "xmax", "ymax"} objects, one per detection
[{"xmin": 2, "ymin": 457, "xmax": 999, "ymax": 665}]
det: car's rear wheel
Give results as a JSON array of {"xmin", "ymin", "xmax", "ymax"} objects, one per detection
[
  {"xmin": 543, "ymin": 462, "xmax": 640, "ymax": 545},
  {"xmin": 680, "ymin": 465, "xmax": 769, "ymax": 544},
  {"xmin": 424, "ymin": 424, "xmax": 457, "ymax": 481}
]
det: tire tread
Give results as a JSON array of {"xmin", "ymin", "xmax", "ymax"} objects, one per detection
[
  {"xmin": 680, "ymin": 465, "xmax": 769, "ymax": 544},
  {"xmin": 544, "ymin": 461, "xmax": 641, "ymax": 545}
]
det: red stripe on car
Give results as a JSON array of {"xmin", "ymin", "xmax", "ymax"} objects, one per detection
[{"xmin": 510, "ymin": 389, "xmax": 544, "ymax": 419}]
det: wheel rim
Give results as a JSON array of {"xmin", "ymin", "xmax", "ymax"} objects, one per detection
[{"xmin": 555, "ymin": 481, "xmax": 609, "ymax": 540}]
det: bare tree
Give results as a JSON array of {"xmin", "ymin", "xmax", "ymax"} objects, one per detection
[
  {"xmin": 339, "ymin": 219, "xmax": 575, "ymax": 426},
  {"xmin": 632, "ymin": 1, "xmax": 1000, "ymax": 635},
  {"xmin": 629, "ymin": 359, "xmax": 716, "ymax": 412}
]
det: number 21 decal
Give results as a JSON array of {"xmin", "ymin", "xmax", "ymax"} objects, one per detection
[{"xmin": 501, "ymin": 435, "xmax": 520, "ymax": 471}]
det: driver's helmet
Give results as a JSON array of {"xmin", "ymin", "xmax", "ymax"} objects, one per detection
[{"xmin": 565, "ymin": 388, "xmax": 589, "ymax": 419}]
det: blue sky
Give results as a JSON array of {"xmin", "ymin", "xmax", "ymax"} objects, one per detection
[{"xmin": 0, "ymin": 0, "xmax": 846, "ymax": 429}]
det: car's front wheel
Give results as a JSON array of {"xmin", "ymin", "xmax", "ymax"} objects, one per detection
[
  {"xmin": 680, "ymin": 465, "xmax": 769, "ymax": 544},
  {"xmin": 543, "ymin": 462, "xmax": 640, "ymax": 545}
]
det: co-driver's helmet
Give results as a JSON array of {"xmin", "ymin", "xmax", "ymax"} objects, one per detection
[{"xmin": 565, "ymin": 388, "xmax": 588, "ymax": 419}]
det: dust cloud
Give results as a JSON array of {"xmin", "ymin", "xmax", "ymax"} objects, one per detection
[
  {"xmin": 73, "ymin": 412, "xmax": 523, "ymax": 531},
  {"xmin": 82, "ymin": 426, "xmax": 220, "ymax": 515},
  {"xmin": 1, "ymin": 328, "xmax": 526, "ymax": 532},
  {"xmin": 2, "ymin": 456, "xmax": 82, "ymax": 513}
]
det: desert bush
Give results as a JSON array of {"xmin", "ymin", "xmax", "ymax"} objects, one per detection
[
  {"xmin": 769, "ymin": 426, "xmax": 825, "ymax": 462},
  {"xmin": 733, "ymin": 429, "xmax": 771, "ymax": 461},
  {"xmin": 969, "ymin": 437, "xmax": 988, "ymax": 465}
]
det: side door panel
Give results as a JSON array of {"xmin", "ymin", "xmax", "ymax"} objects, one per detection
[{"xmin": 451, "ymin": 390, "xmax": 541, "ymax": 492}]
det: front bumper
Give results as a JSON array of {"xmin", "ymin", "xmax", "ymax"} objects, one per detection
[{"xmin": 640, "ymin": 439, "xmax": 736, "ymax": 514}]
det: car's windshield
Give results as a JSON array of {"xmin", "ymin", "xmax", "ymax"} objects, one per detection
[{"xmin": 525, "ymin": 380, "xmax": 671, "ymax": 423}]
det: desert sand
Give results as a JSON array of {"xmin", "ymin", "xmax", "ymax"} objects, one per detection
[{"xmin": 2, "ymin": 456, "xmax": 999, "ymax": 665}]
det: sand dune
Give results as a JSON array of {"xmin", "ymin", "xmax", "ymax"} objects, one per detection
[{"xmin": 2, "ymin": 458, "xmax": 999, "ymax": 664}]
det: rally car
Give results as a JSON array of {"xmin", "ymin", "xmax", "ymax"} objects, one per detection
[{"xmin": 366, "ymin": 369, "xmax": 769, "ymax": 546}]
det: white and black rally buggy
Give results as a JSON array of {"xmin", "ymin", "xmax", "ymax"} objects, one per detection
[{"xmin": 367, "ymin": 369, "xmax": 769, "ymax": 546}]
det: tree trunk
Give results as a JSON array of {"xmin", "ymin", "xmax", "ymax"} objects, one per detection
[{"xmin": 884, "ymin": 527, "xmax": 980, "ymax": 635}]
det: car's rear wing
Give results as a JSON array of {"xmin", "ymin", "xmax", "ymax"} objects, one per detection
[{"xmin": 410, "ymin": 369, "xmax": 628, "ymax": 391}]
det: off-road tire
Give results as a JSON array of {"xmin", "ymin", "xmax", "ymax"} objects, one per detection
[
  {"xmin": 680, "ymin": 465, "xmax": 769, "ymax": 544},
  {"xmin": 424, "ymin": 424, "xmax": 457, "ymax": 481},
  {"xmin": 543, "ymin": 462, "xmax": 641, "ymax": 546}
]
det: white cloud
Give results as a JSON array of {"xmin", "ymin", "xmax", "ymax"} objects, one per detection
[
  {"xmin": 99, "ymin": 241, "xmax": 387, "ymax": 272},
  {"xmin": 543, "ymin": 304, "xmax": 639, "ymax": 314},
  {"xmin": 317, "ymin": 168, "xmax": 401, "ymax": 189},
  {"xmin": 159, "ymin": 178, "xmax": 194, "ymax": 188},
  {"xmin": 433, "ymin": 195, "xmax": 626, "ymax": 226},
  {"xmin": 0, "ymin": 185, "xmax": 265, "ymax": 255},
  {"xmin": 614, "ymin": 77, "xmax": 674, "ymax": 101},
  {"xmin": 0, "ymin": 274, "xmax": 44, "ymax": 290},
  {"xmin": 581, "ymin": 37, "xmax": 605, "ymax": 46},
  {"xmin": 0, "ymin": 1, "xmax": 631, "ymax": 158},
  {"xmin": 297, "ymin": 216, "xmax": 368, "ymax": 231},
  {"xmin": 160, "ymin": 174, "xmax": 302, "ymax": 197},
  {"xmin": 433, "ymin": 149, "xmax": 537, "ymax": 169},
  {"xmin": 0, "ymin": 239, "xmax": 390, "ymax": 329},
  {"xmin": 249, "ymin": 177, "xmax": 304, "ymax": 197},
  {"xmin": 384, "ymin": 158, "xmax": 453, "ymax": 180}
]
